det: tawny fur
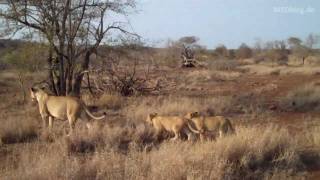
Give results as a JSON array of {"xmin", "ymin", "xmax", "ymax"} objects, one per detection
[
  {"xmin": 185, "ymin": 112, "xmax": 235, "ymax": 141},
  {"xmin": 146, "ymin": 113, "xmax": 195, "ymax": 141},
  {"xmin": 30, "ymin": 87, "xmax": 105, "ymax": 135}
]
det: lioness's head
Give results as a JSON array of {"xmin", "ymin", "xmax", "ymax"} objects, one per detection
[
  {"xmin": 30, "ymin": 87, "xmax": 46, "ymax": 102},
  {"xmin": 185, "ymin": 112, "xmax": 200, "ymax": 119},
  {"xmin": 30, "ymin": 87, "xmax": 38, "ymax": 102},
  {"xmin": 146, "ymin": 113, "xmax": 158, "ymax": 124}
]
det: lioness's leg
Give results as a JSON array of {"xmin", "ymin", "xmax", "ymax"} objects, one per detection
[
  {"xmin": 199, "ymin": 133, "xmax": 206, "ymax": 141},
  {"xmin": 41, "ymin": 114, "xmax": 48, "ymax": 129},
  {"xmin": 67, "ymin": 116, "xmax": 77, "ymax": 135},
  {"xmin": 48, "ymin": 116, "xmax": 54, "ymax": 131},
  {"xmin": 219, "ymin": 130, "xmax": 223, "ymax": 138},
  {"xmin": 154, "ymin": 129, "xmax": 162, "ymax": 141},
  {"xmin": 171, "ymin": 130, "xmax": 180, "ymax": 141}
]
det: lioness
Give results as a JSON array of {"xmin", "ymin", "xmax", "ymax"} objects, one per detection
[
  {"xmin": 146, "ymin": 113, "xmax": 197, "ymax": 141},
  {"xmin": 30, "ymin": 87, "xmax": 106, "ymax": 135},
  {"xmin": 185, "ymin": 112, "xmax": 235, "ymax": 141}
]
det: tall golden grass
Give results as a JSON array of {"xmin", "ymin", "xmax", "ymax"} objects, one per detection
[
  {"xmin": 1, "ymin": 124, "xmax": 310, "ymax": 180},
  {"xmin": 280, "ymin": 82, "xmax": 320, "ymax": 112}
]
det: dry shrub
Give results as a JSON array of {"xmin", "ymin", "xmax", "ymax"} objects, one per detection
[
  {"xmin": 96, "ymin": 93, "xmax": 124, "ymax": 110},
  {"xmin": 280, "ymin": 82, "xmax": 320, "ymax": 112},
  {"xmin": 0, "ymin": 116, "xmax": 38, "ymax": 144},
  {"xmin": 209, "ymin": 60, "xmax": 240, "ymax": 71},
  {"xmin": 2, "ymin": 140, "xmax": 91, "ymax": 180},
  {"xmin": 239, "ymin": 64, "xmax": 320, "ymax": 76},
  {"xmin": 82, "ymin": 93, "xmax": 124, "ymax": 110},
  {"xmin": 65, "ymin": 122, "xmax": 155, "ymax": 155},
  {"xmin": 236, "ymin": 43, "xmax": 253, "ymax": 60},
  {"xmin": 125, "ymin": 96, "xmax": 235, "ymax": 123},
  {"xmin": 305, "ymin": 127, "xmax": 320, "ymax": 151},
  {"xmin": 185, "ymin": 69, "xmax": 241, "ymax": 82},
  {"xmin": 65, "ymin": 124, "xmax": 123, "ymax": 154},
  {"xmin": 81, "ymin": 93, "xmax": 97, "ymax": 106}
]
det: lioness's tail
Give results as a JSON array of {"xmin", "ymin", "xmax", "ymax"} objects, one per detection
[
  {"xmin": 186, "ymin": 119, "xmax": 203, "ymax": 134},
  {"xmin": 84, "ymin": 107, "xmax": 106, "ymax": 120},
  {"xmin": 226, "ymin": 119, "xmax": 235, "ymax": 134}
]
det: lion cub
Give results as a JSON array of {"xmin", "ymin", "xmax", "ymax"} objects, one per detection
[
  {"xmin": 185, "ymin": 112, "xmax": 235, "ymax": 141},
  {"xmin": 146, "ymin": 113, "xmax": 195, "ymax": 141}
]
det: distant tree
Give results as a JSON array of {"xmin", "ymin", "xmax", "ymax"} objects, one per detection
[
  {"xmin": 178, "ymin": 36, "xmax": 200, "ymax": 47},
  {"xmin": 173, "ymin": 36, "xmax": 204, "ymax": 67},
  {"xmin": 266, "ymin": 40, "xmax": 289, "ymax": 66},
  {"xmin": 253, "ymin": 38, "xmax": 263, "ymax": 54},
  {"xmin": 287, "ymin": 37, "xmax": 302, "ymax": 49},
  {"xmin": 235, "ymin": 43, "xmax": 252, "ymax": 59},
  {"xmin": 288, "ymin": 37, "xmax": 310, "ymax": 65},
  {"xmin": 228, "ymin": 49, "xmax": 236, "ymax": 59},
  {"xmin": 292, "ymin": 46, "xmax": 310, "ymax": 65},
  {"xmin": 214, "ymin": 44, "xmax": 229, "ymax": 58},
  {"xmin": 305, "ymin": 33, "xmax": 319, "ymax": 49}
]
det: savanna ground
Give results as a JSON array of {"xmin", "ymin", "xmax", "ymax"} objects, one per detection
[{"xmin": 1, "ymin": 45, "xmax": 320, "ymax": 180}]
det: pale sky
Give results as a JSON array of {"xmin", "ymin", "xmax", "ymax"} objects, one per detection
[{"xmin": 129, "ymin": 0, "xmax": 320, "ymax": 48}]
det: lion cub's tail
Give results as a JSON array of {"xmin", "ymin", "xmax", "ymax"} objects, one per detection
[{"xmin": 84, "ymin": 107, "xmax": 106, "ymax": 120}]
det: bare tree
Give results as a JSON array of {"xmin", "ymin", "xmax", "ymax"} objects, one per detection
[
  {"xmin": 0, "ymin": 0, "xmax": 136, "ymax": 96},
  {"xmin": 253, "ymin": 38, "xmax": 263, "ymax": 54},
  {"xmin": 305, "ymin": 33, "xmax": 319, "ymax": 49},
  {"xmin": 88, "ymin": 57, "xmax": 161, "ymax": 96}
]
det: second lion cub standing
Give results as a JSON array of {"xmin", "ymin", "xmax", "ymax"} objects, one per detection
[
  {"xmin": 146, "ymin": 113, "xmax": 196, "ymax": 141},
  {"xmin": 185, "ymin": 112, "xmax": 235, "ymax": 141}
]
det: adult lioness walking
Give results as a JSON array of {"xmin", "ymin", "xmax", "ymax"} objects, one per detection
[
  {"xmin": 185, "ymin": 112, "xmax": 235, "ymax": 141},
  {"xmin": 30, "ymin": 87, "xmax": 105, "ymax": 135}
]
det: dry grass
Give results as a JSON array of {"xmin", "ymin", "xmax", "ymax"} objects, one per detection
[
  {"xmin": 0, "ymin": 113, "xmax": 38, "ymax": 144},
  {"xmin": 96, "ymin": 93, "xmax": 124, "ymax": 110},
  {"xmin": 82, "ymin": 93, "xmax": 124, "ymax": 110},
  {"xmin": 280, "ymin": 82, "xmax": 320, "ymax": 112},
  {"xmin": 125, "ymin": 96, "xmax": 236, "ymax": 123},
  {"xmin": 0, "ymin": 125, "xmax": 309, "ymax": 180},
  {"xmin": 288, "ymin": 55, "xmax": 320, "ymax": 66},
  {"xmin": 305, "ymin": 127, "xmax": 320, "ymax": 151},
  {"xmin": 209, "ymin": 59, "xmax": 240, "ymax": 71},
  {"xmin": 185, "ymin": 69, "xmax": 241, "ymax": 82},
  {"xmin": 240, "ymin": 64, "xmax": 320, "ymax": 75}
]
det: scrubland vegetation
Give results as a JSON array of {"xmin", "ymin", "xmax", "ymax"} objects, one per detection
[
  {"xmin": 0, "ymin": 0, "xmax": 320, "ymax": 177},
  {"xmin": 1, "ymin": 34, "xmax": 320, "ymax": 179}
]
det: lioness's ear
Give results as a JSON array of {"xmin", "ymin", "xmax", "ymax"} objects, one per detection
[
  {"xmin": 150, "ymin": 113, "xmax": 157, "ymax": 118},
  {"xmin": 191, "ymin": 112, "xmax": 199, "ymax": 117},
  {"xmin": 30, "ymin": 87, "xmax": 37, "ymax": 92},
  {"xmin": 185, "ymin": 112, "xmax": 192, "ymax": 118}
]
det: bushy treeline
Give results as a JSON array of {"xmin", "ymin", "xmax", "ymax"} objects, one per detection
[
  {"xmin": 0, "ymin": 34, "xmax": 319, "ymax": 72},
  {"xmin": 0, "ymin": 39, "xmax": 48, "ymax": 71}
]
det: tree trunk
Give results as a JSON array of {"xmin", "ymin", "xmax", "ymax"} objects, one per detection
[
  {"xmin": 47, "ymin": 48, "xmax": 58, "ymax": 95},
  {"xmin": 71, "ymin": 50, "xmax": 92, "ymax": 96},
  {"xmin": 59, "ymin": 54, "xmax": 66, "ymax": 95}
]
